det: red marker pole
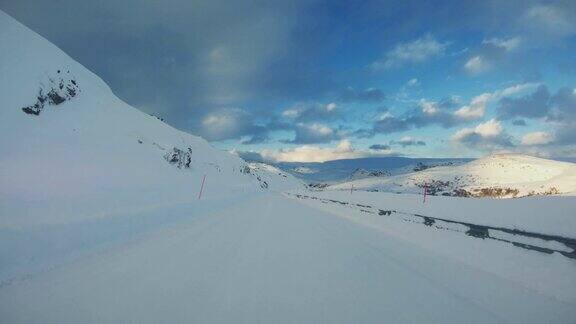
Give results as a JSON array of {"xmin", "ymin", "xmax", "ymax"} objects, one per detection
[{"xmin": 198, "ymin": 174, "xmax": 206, "ymax": 200}]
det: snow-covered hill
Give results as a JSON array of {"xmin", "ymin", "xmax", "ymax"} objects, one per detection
[
  {"xmin": 244, "ymin": 162, "xmax": 303, "ymax": 190},
  {"xmin": 275, "ymin": 157, "xmax": 470, "ymax": 184},
  {"xmin": 346, "ymin": 168, "xmax": 390, "ymax": 182},
  {"xmin": 330, "ymin": 154, "xmax": 576, "ymax": 198},
  {"xmin": 0, "ymin": 10, "xmax": 300, "ymax": 229}
]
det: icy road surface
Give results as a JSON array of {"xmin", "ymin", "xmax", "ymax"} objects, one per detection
[{"xmin": 1, "ymin": 193, "xmax": 574, "ymax": 323}]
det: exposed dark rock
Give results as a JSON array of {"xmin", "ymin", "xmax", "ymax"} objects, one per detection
[
  {"xmin": 21, "ymin": 71, "xmax": 80, "ymax": 116},
  {"xmin": 308, "ymin": 182, "xmax": 328, "ymax": 189},
  {"xmin": 164, "ymin": 147, "xmax": 193, "ymax": 169}
]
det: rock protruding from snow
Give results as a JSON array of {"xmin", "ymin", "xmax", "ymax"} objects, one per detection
[
  {"xmin": 22, "ymin": 70, "xmax": 80, "ymax": 115},
  {"xmin": 347, "ymin": 168, "xmax": 390, "ymax": 181},
  {"xmin": 164, "ymin": 147, "xmax": 193, "ymax": 169}
]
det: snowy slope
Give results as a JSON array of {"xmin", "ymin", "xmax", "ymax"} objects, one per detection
[
  {"xmin": 0, "ymin": 10, "xmax": 300, "ymax": 229},
  {"xmin": 245, "ymin": 162, "xmax": 302, "ymax": 190},
  {"xmin": 345, "ymin": 168, "xmax": 390, "ymax": 181},
  {"xmin": 330, "ymin": 154, "xmax": 576, "ymax": 198}
]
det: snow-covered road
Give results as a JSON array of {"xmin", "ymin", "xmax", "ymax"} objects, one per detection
[{"xmin": 1, "ymin": 193, "xmax": 574, "ymax": 323}]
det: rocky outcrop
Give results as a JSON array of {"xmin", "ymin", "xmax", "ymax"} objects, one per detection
[
  {"xmin": 22, "ymin": 70, "xmax": 80, "ymax": 115},
  {"xmin": 164, "ymin": 147, "xmax": 192, "ymax": 169}
]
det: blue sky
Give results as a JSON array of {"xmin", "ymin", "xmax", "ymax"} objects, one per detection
[{"xmin": 2, "ymin": 0, "xmax": 575, "ymax": 161}]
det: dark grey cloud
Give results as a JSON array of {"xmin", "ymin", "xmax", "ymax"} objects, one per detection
[
  {"xmin": 241, "ymin": 132, "xmax": 270, "ymax": 145},
  {"xmin": 512, "ymin": 119, "xmax": 527, "ymax": 126},
  {"xmin": 356, "ymin": 97, "xmax": 463, "ymax": 137},
  {"xmin": 1, "ymin": 0, "xmax": 317, "ymax": 137},
  {"xmin": 371, "ymin": 34, "xmax": 449, "ymax": 70},
  {"xmin": 234, "ymin": 151, "xmax": 265, "ymax": 163},
  {"xmin": 551, "ymin": 87, "xmax": 576, "ymax": 120},
  {"xmin": 493, "ymin": 85, "xmax": 576, "ymax": 145},
  {"xmin": 372, "ymin": 117, "xmax": 410, "ymax": 135},
  {"xmin": 369, "ymin": 144, "xmax": 391, "ymax": 151},
  {"xmin": 455, "ymin": 132, "xmax": 514, "ymax": 149},
  {"xmin": 498, "ymin": 85, "xmax": 550, "ymax": 120},
  {"xmin": 550, "ymin": 87, "xmax": 576, "ymax": 144},
  {"xmin": 390, "ymin": 138, "xmax": 426, "ymax": 147},
  {"xmin": 340, "ymin": 87, "xmax": 385, "ymax": 103}
]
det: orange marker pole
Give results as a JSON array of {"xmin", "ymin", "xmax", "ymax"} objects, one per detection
[{"xmin": 198, "ymin": 174, "xmax": 206, "ymax": 200}]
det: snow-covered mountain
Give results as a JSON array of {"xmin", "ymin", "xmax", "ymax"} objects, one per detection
[
  {"xmin": 275, "ymin": 157, "xmax": 470, "ymax": 184},
  {"xmin": 0, "ymin": 10, "xmax": 300, "ymax": 228},
  {"xmin": 329, "ymin": 154, "xmax": 576, "ymax": 198}
]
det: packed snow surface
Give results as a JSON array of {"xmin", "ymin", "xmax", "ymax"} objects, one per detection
[{"xmin": 2, "ymin": 193, "xmax": 575, "ymax": 323}]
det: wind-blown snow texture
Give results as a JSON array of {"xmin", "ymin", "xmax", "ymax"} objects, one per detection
[{"xmin": 1, "ymin": 10, "xmax": 575, "ymax": 324}]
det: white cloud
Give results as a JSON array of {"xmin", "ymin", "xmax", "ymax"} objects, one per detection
[
  {"xmin": 451, "ymin": 119, "xmax": 514, "ymax": 150},
  {"xmin": 524, "ymin": 5, "xmax": 576, "ymax": 38},
  {"xmin": 282, "ymin": 109, "xmax": 300, "ymax": 118},
  {"xmin": 453, "ymin": 83, "xmax": 539, "ymax": 121},
  {"xmin": 306, "ymin": 123, "xmax": 334, "ymax": 136},
  {"xmin": 464, "ymin": 55, "xmax": 490, "ymax": 75},
  {"xmin": 407, "ymin": 78, "xmax": 420, "ymax": 87},
  {"xmin": 451, "ymin": 128, "xmax": 473, "ymax": 142},
  {"xmin": 202, "ymin": 112, "xmax": 236, "ymax": 128},
  {"xmin": 392, "ymin": 136, "xmax": 426, "ymax": 147},
  {"xmin": 464, "ymin": 37, "xmax": 522, "ymax": 77},
  {"xmin": 372, "ymin": 35, "xmax": 448, "ymax": 70},
  {"xmin": 482, "ymin": 37, "xmax": 522, "ymax": 51},
  {"xmin": 420, "ymin": 99, "xmax": 439, "ymax": 115},
  {"xmin": 325, "ymin": 102, "xmax": 337, "ymax": 112},
  {"xmin": 199, "ymin": 108, "xmax": 265, "ymax": 142},
  {"xmin": 521, "ymin": 131, "xmax": 554, "ymax": 146},
  {"xmin": 286, "ymin": 123, "xmax": 341, "ymax": 144},
  {"xmin": 260, "ymin": 139, "xmax": 386, "ymax": 162},
  {"xmin": 454, "ymin": 93, "xmax": 491, "ymax": 120},
  {"xmin": 280, "ymin": 102, "xmax": 339, "ymax": 122},
  {"xmin": 498, "ymin": 83, "xmax": 539, "ymax": 97},
  {"xmin": 452, "ymin": 119, "xmax": 503, "ymax": 142},
  {"xmin": 475, "ymin": 119, "xmax": 503, "ymax": 137}
]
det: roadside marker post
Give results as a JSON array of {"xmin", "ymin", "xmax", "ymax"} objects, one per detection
[
  {"xmin": 198, "ymin": 174, "xmax": 206, "ymax": 200},
  {"xmin": 423, "ymin": 183, "xmax": 427, "ymax": 203}
]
